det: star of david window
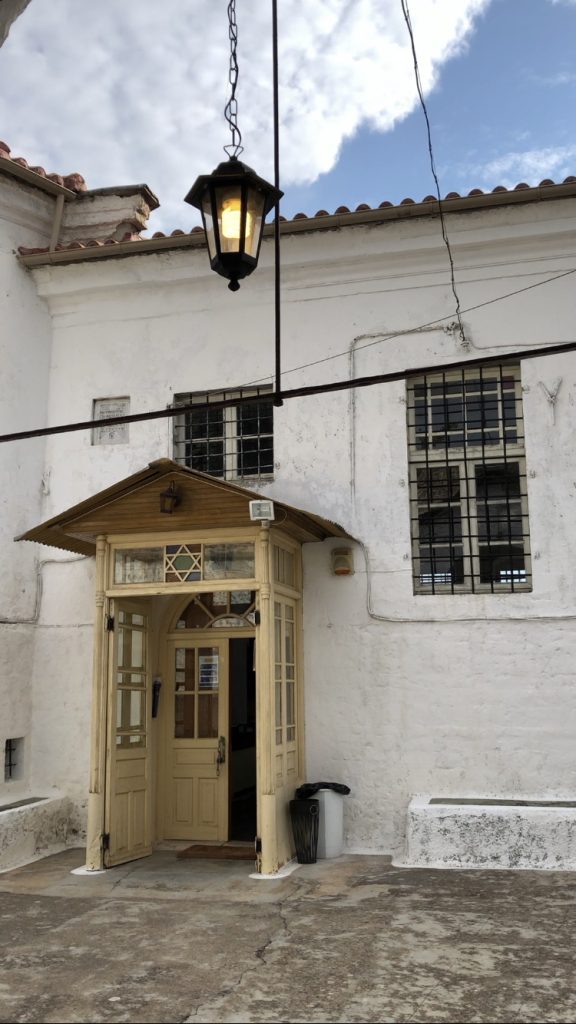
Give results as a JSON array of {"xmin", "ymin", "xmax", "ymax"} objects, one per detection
[{"xmin": 165, "ymin": 544, "xmax": 202, "ymax": 583}]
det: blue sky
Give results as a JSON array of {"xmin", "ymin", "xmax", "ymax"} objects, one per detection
[
  {"xmin": 0, "ymin": 0, "xmax": 574, "ymax": 231},
  {"xmin": 286, "ymin": 0, "xmax": 576, "ymax": 217}
]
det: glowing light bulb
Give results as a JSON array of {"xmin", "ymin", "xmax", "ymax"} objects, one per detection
[{"xmin": 221, "ymin": 198, "xmax": 252, "ymax": 240}]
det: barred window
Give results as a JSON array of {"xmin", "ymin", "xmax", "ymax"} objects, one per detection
[
  {"xmin": 407, "ymin": 364, "xmax": 531, "ymax": 594},
  {"xmin": 173, "ymin": 387, "xmax": 274, "ymax": 481}
]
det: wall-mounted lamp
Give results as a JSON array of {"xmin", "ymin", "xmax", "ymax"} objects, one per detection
[
  {"xmin": 159, "ymin": 481, "xmax": 181, "ymax": 514},
  {"xmin": 249, "ymin": 499, "xmax": 275, "ymax": 522},
  {"xmin": 331, "ymin": 548, "xmax": 354, "ymax": 576}
]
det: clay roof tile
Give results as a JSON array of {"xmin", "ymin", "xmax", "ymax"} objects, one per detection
[{"xmin": 0, "ymin": 140, "xmax": 87, "ymax": 191}]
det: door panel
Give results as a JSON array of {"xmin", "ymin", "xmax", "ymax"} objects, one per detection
[
  {"xmin": 105, "ymin": 601, "xmax": 152, "ymax": 867},
  {"xmin": 271, "ymin": 597, "xmax": 301, "ymax": 868},
  {"xmin": 164, "ymin": 639, "xmax": 229, "ymax": 840}
]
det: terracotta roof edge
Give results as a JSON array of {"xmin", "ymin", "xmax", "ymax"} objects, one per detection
[
  {"xmin": 17, "ymin": 179, "xmax": 576, "ymax": 267},
  {"xmin": 0, "ymin": 156, "xmax": 77, "ymax": 199}
]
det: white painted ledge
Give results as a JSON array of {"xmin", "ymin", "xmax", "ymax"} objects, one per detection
[
  {"xmin": 401, "ymin": 796, "xmax": 576, "ymax": 871},
  {"xmin": 0, "ymin": 794, "xmax": 73, "ymax": 872}
]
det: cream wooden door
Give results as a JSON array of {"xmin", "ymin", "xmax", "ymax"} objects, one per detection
[
  {"xmin": 163, "ymin": 639, "xmax": 229, "ymax": 841},
  {"xmin": 104, "ymin": 601, "xmax": 152, "ymax": 866},
  {"xmin": 271, "ymin": 597, "xmax": 300, "ymax": 867}
]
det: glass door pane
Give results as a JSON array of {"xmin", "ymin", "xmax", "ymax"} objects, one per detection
[{"xmin": 174, "ymin": 646, "xmax": 220, "ymax": 740}]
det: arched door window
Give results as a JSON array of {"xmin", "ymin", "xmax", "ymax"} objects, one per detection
[{"xmin": 175, "ymin": 591, "xmax": 256, "ymax": 630}]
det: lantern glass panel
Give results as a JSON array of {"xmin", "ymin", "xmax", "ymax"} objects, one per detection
[
  {"xmin": 201, "ymin": 193, "xmax": 217, "ymax": 261},
  {"xmin": 245, "ymin": 190, "xmax": 266, "ymax": 258},
  {"xmin": 216, "ymin": 186, "xmax": 245, "ymax": 253}
]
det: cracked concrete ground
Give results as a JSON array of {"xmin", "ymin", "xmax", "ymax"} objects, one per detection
[{"xmin": 0, "ymin": 850, "xmax": 575, "ymax": 1023}]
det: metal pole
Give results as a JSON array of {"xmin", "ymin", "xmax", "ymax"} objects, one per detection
[{"xmin": 272, "ymin": 0, "xmax": 283, "ymax": 407}]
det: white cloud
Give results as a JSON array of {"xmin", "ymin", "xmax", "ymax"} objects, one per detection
[
  {"xmin": 533, "ymin": 70, "xmax": 576, "ymax": 85},
  {"xmin": 0, "ymin": 0, "xmax": 491, "ymax": 231},
  {"xmin": 468, "ymin": 145, "xmax": 576, "ymax": 188}
]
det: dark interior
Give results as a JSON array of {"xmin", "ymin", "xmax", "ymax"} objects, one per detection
[{"xmin": 229, "ymin": 637, "xmax": 257, "ymax": 841}]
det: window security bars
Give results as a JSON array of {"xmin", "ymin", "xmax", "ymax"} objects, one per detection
[
  {"xmin": 4, "ymin": 738, "xmax": 19, "ymax": 781},
  {"xmin": 407, "ymin": 364, "xmax": 531, "ymax": 594},
  {"xmin": 173, "ymin": 387, "xmax": 274, "ymax": 480}
]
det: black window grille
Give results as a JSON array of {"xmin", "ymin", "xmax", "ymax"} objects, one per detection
[
  {"xmin": 407, "ymin": 364, "xmax": 531, "ymax": 594},
  {"xmin": 173, "ymin": 387, "xmax": 274, "ymax": 481},
  {"xmin": 4, "ymin": 738, "xmax": 19, "ymax": 781}
]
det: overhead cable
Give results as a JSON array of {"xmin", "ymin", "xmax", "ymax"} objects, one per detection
[
  {"xmin": 2, "ymin": 337, "xmax": 576, "ymax": 446},
  {"xmin": 400, "ymin": 0, "xmax": 467, "ymax": 348}
]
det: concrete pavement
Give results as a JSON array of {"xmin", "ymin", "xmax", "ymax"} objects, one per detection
[{"xmin": 0, "ymin": 849, "xmax": 575, "ymax": 1023}]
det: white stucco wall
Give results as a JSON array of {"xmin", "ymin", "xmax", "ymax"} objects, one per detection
[
  {"xmin": 5, "ymin": 192, "xmax": 576, "ymax": 862},
  {"xmin": 0, "ymin": 173, "xmax": 53, "ymax": 804}
]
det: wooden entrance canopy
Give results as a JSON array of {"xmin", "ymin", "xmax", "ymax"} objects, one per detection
[{"xmin": 16, "ymin": 458, "xmax": 352, "ymax": 552}]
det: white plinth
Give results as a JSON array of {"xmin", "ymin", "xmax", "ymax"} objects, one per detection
[{"xmin": 317, "ymin": 789, "xmax": 345, "ymax": 859}]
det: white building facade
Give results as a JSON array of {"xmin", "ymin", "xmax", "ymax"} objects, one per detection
[{"xmin": 2, "ymin": 144, "xmax": 576, "ymax": 872}]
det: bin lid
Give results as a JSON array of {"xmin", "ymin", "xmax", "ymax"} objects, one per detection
[{"xmin": 295, "ymin": 782, "xmax": 350, "ymax": 799}]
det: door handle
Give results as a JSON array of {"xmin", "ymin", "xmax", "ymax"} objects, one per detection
[{"xmin": 216, "ymin": 736, "xmax": 226, "ymax": 776}]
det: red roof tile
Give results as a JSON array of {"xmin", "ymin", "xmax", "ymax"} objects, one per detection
[
  {"xmin": 16, "ymin": 177, "xmax": 576, "ymax": 261},
  {"xmin": 0, "ymin": 140, "xmax": 87, "ymax": 191}
]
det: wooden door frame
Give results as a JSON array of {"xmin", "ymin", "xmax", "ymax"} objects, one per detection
[{"xmin": 85, "ymin": 525, "xmax": 305, "ymax": 874}]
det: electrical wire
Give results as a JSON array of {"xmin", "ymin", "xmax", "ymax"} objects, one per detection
[
  {"xmin": 400, "ymin": 0, "xmax": 467, "ymax": 348},
  {"xmin": 239, "ymin": 265, "xmax": 576, "ymax": 389},
  {"xmin": 2, "ymin": 335, "xmax": 576, "ymax": 445}
]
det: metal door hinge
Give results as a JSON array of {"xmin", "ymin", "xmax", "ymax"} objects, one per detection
[
  {"xmin": 101, "ymin": 832, "xmax": 110, "ymax": 851},
  {"xmin": 105, "ymin": 615, "xmax": 115, "ymax": 632}
]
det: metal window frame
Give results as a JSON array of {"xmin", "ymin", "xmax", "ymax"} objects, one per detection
[
  {"xmin": 173, "ymin": 386, "xmax": 274, "ymax": 481},
  {"xmin": 407, "ymin": 364, "xmax": 532, "ymax": 595}
]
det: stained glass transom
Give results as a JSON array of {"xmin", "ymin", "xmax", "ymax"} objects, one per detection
[
  {"xmin": 165, "ymin": 544, "xmax": 202, "ymax": 582},
  {"xmin": 112, "ymin": 542, "xmax": 255, "ymax": 585}
]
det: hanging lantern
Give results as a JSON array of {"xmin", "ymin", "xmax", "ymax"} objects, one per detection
[
  {"xmin": 184, "ymin": 0, "xmax": 282, "ymax": 292},
  {"xmin": 185, "ymin": 159, "xmax": 282, "ymax": 291}
]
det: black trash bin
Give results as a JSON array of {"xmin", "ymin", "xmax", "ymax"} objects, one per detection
[{"xmin": 290, "ymin": 798, "xmax": 319, "ymax": 863}]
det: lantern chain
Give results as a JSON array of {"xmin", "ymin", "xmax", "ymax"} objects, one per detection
[{"xmin": 223, "ymin": 0, "xmax": 243, "ymax": 159}]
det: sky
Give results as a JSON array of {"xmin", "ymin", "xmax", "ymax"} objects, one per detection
[{"xmin": 0, "ymin": 0, "xmax": 575, "ymax": 234}]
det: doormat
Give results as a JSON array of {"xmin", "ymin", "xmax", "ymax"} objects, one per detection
[{"xmin": 177, "ymin": 844, "xmax": 255, "ymax": 861}]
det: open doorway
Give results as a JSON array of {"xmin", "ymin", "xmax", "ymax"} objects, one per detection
[{"xmin": 229, "ymin": 637, "xmax": 256, "ymax": 842}]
